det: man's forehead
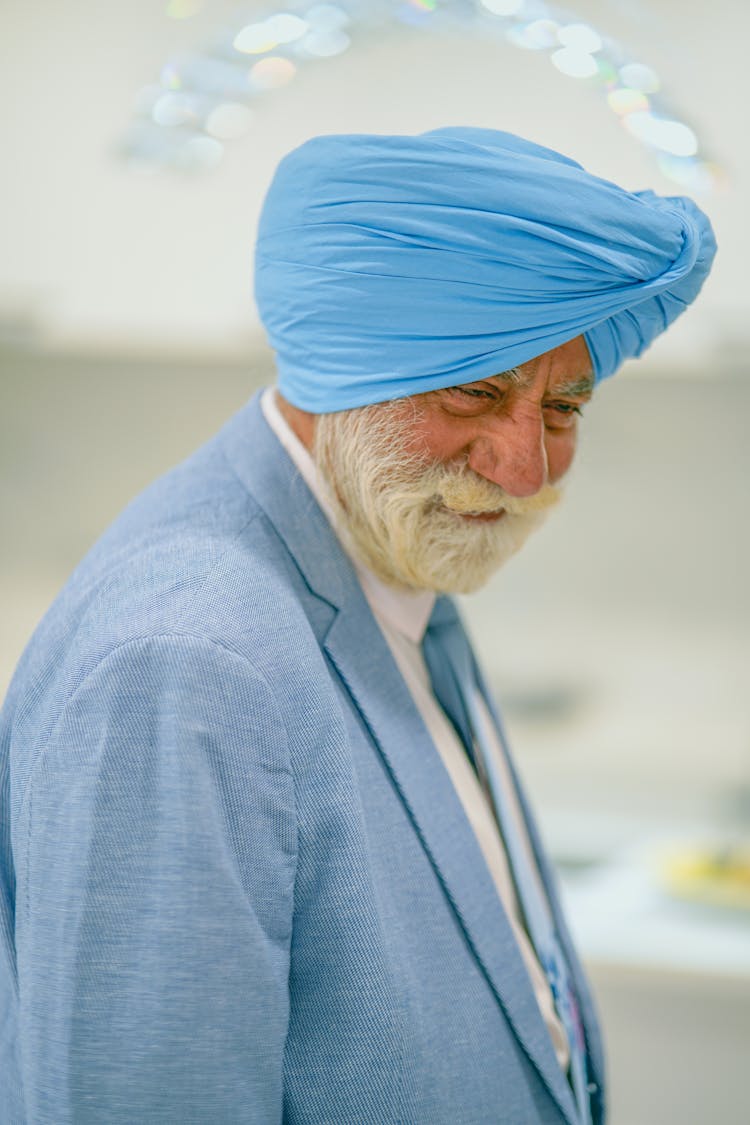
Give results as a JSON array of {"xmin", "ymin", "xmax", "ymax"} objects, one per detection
[
  {"xmin": 485, "ymin": 337, "xmax": 595, "ymax": 397},
  {"xmin": 405, "ymin": 339, "xmax": 594, "ymax": 407},
  {"xmin": 468, "ymin": 363, "xmax": 594, "ymax": 398}
]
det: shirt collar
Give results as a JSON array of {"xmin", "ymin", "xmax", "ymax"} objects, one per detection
[{"xmin": 261, "ymin": 388, "xmax": 435, "ymax": 645}]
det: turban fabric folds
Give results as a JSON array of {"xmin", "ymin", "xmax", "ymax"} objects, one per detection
[{"xmin": 254, "ymin": 128, "xmax": 716, "ymax": 412}]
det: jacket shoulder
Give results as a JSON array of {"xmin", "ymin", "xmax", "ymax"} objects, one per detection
[{"xmin": 2, "ymin": 408, "xmax": 334, "ymax": 773}]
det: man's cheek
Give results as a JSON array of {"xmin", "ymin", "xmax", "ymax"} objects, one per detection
[{"xmin": 547, "ymin": 436, "xmax": 577, "ymax": 483}]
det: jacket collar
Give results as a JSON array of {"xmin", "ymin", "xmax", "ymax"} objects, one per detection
[
  {"xmin": 219, "ymin": 391, "xmax": 587, "ymax": 1125},
  {"xmin": 259, "ymin": 386, "xmax": 436, "ymax": 645},
  {"xmin": 219, "ymin": 392, "xmax": 354, "ymax": 611}
]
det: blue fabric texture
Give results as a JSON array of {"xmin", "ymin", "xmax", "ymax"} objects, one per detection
[
  {"xmin": 0, "ymin": 394, "xmax": 605, "ymax": 1124},
  {"xmin": 426, "ymin": 597, "xmax": 593, "ymax": 1124},
  {"xmin": 255, "ymin": 127, "xmax": 717, "ymax": 411}
]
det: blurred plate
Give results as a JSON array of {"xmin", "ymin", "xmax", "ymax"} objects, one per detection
[{"xmin": 660, "ymin": 844, "xmax": 750, "ymax": 912}]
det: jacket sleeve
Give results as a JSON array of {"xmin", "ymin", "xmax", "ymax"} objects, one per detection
[{"xmin": 16, "ymin": 633, "xmax": 297, "ymax": 1124}]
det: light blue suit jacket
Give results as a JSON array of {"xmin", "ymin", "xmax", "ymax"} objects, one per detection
[{"xmin": 0, "ymin": 393, "xmax": 605, "ymax": 1123}]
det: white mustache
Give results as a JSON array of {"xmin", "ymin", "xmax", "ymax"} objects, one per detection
[{"xmin": 426, "ymin": 465, "xmax": 562, "ymax": 517}]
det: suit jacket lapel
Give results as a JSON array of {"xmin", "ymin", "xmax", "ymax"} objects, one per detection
[
  {"xmin": 324, "ymin": 609, "xmax": 581, "ymax": 1125},
  {"xmin": 220, "ymin": 394, "xmax": 582, "ymax": 1125},
  {"xmin": 475, "ymin": 657, "xmax": 606, "ymax": 1108}
]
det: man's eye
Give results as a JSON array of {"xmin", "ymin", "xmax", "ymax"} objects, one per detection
[
  {"xmin": 544, "ymin": 402, "xmax": 584, "ymax": 426},
  {"xmin": 452, "ymin": 386, "xmax": 495, "ymax": 400}
]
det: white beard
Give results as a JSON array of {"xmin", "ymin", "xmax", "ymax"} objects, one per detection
[{"xmin": 313, "ymin": 398, "xmax": 562, "ymax": 595}]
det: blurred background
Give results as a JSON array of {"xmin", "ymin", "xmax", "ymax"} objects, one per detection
[{"xmin": 2, "ymin": 1, "xmax": 748, "ymax": 1121}]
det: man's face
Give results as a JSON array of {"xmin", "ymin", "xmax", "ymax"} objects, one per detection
[{"xmin": 314, "ymin": 336, "xmax": 594, "ymax": 594}]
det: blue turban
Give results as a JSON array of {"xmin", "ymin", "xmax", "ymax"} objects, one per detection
[{"xmin": 254, "ymin": 127, "xmax": 716, "ymax": 412}]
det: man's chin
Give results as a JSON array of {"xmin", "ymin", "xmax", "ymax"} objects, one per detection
[
  {"xmin": 418, "ymin": 552, "xmax": 518, "ymax": 596},
  {"xmin": 378, "ymin": 517, "xmax": 541, "ymax": 595}
]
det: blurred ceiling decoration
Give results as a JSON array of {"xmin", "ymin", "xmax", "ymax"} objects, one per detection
[{"xmin": 120, "ymin": 0, "xmax": 720, "ymax": 191}]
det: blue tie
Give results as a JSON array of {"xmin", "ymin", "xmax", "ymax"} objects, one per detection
[
  {"xmin": 422, "ymin": 597, "xmax": 592, "ymax": 1125},
  {"xmin": 421, "ymin": 599, "xmax": 477, "ymax": 769}
]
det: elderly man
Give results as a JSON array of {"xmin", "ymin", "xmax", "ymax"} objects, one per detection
[{"xmin": 0, "ymin": 128, "xmax": 715, "ymax": 1124}]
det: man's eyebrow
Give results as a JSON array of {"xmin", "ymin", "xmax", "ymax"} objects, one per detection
[
  {"xmin": 491, "ymin": 369, "xmax": 595, "ymax": 397},
  {"xmin": 553, "ymin": 375, "xmax": 595, "ymax": 398},
  {"xmin": 497, "ymin": 367, "xmax": 526, "ymax": 386}
]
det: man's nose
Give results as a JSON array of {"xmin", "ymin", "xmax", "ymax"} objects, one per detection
[{"xmin": 466, "ymin": 410, "xmax": 548, "ymax": 497}]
